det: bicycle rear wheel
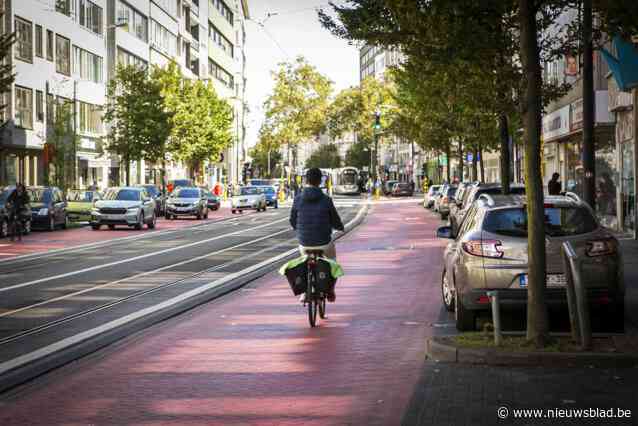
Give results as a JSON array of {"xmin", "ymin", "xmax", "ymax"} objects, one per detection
[{"xmin": 308, "ymin": 298, "xmax": 317, "ymax": 327}]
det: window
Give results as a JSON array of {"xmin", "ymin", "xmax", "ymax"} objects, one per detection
[
  {"xmin": 117, "ymin": 1, "xmax": 148, "ymax": 42},
  {"xmin": 150, "ymin": 20, "xmax": 177, "ymax": 57},
  {"xmin": 209, "ymin": 24, "xmax": 233, "ymax": 57},
  {"xmin": 78, "ymin": 0, "xmax": 103, "ymax": 35},
  {"xmin": 46, "ymin": 30, "xmax": 54, "ymax": 61},
  {"xmin": 55, "ymin": 35, "xmax": 71, "ymax": 75},
  {"xmin": 79, "ymin": 102, "xmax": 102, "ymax": 134},
  {"xmin": 36, "ymin": 90, "xmax": 43, "ymax": 122},
  {"xmin": 116, "ymin": 47, "xmax": 147, "ymax": 68},
  {"xmin": 208, "ymin": 59, "xmax": 233, "ymax": 88},
  {"xmin": 153, "ymin": 0, "xmax": 177, "ymax": 15},
  {"xmin": 212, "ymin": 0, "xmax": 233, "ymax": 24},
  {"xmin": 483, "ymin": 207, "xmax": 597, "ymax": 237},
  {"xmin": 56, "ymin": 0, "xmax": 71, "ymax": 16},
  {"xmin": 73, "ymin": 46, "xmax": 103, "ymax": 83},
  {"xmin": 15, "ymin": 86, "xmax": 33, "ymax": 129},
  {"xmin": 46, "ymin": 93, "xmax": 54, "ymax": 123},
  {"xmin": 15, "ymin": 17, "xmax": 33, "ymax": 63},
  {"xmin": 35, "ymin": 25, "xmax": 43, "ymax": 58}
]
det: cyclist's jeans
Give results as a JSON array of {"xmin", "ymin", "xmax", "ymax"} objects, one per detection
[{"xmin": 299, "ymin": 241, "xmax": 336, "ymax": 260}]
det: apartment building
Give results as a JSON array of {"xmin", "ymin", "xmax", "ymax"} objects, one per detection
[
  {"xmin": 0, "ymin": 0, "xmax": 249, "ymax": 189},
  {"xmin": 0, "ymin": 0, "xmax": 107, "ymax": 188}
]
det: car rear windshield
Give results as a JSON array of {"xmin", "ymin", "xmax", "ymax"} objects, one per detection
[
  {"xmin": 30, "ymin": 189, "xmax": 52, "ymax": 203},
  {"xmin": 397, "ymin": 183, "xmax": 410, "ymax": 189},
  {"xmin": 446, "ymin": 187, "xmax": 457, "ymax": 197},
  {"xmin": 483, "ymin": 207, "xmax": 597, "ymax": 237},
  {"xmin": 240, "ymin": 187, "xmax": 259, "ymax": 195},
  {"xmin": 171, "ymin": 180, "xmax": 192, "ymax": 188},
  {"xmin": 262, "ymin": 187, "xmax": 275, "ymax": 194},
  {"xmin": 104, "ymin": 189, "xmax": 140, "ymax": 201},
  {"xmin": 174, "ymin": 188, "xmax": 199, "ymax": 198},
  {"xmin": 143, "ymin": 186, "xmax": 159, "ymax": 197},
  {"xmin": 67, "ymin": 190, "xmax": 94, "ymax": 202}
]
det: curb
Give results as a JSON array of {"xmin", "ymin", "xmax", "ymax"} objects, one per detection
[
  {"xmin": 426, "ymin": 336, "xmax": 638, "ymax": 368},
  {"xmin": 0, "ymin": 202, "xmax": 369, "ymax": 395}
]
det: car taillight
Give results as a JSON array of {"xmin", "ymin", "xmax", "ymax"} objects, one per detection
[
  {"xmin": 462, "ymin": 239, "xmax": 504, "ymax": 258},
  {"xmin": 586, "ymin": 239, "xmax": 617, "ymax": 257}
]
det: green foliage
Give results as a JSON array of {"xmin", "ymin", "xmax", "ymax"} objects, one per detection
[
  {"xmin": 249, "ymin": 141, "xmax": 283, "ymax": 179},
  {"xmin": 104, "ymin": 64, "xmax": 171, "ymax": 185},
  {"xmin": 305, "ymin": 144, "xmax": 342, "ymax": 169},
  {"xmin": 262, "ymin": 56, "xmax": 333, "ymax": 157},
  {"xmin": 345, "ymin": 139, "xmax": 372, "ymax": 170},
  {"xmin": 47, "ymin": 101, "xmax": 78, "ymax": 191}
]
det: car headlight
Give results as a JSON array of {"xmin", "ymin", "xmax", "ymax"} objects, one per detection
[
  {"xmin": 127, "ymin": 206, "xmax": 140, "ymax": 213},
  {"xmin": 38, "ymin": 208, "xmax": 48, "ymax": 216}
]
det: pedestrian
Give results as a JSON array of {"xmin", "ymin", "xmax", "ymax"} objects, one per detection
[
  {"xmin": 88, "ymin": 181, "xmax": 98, "ymax": 191},
  {"xmin": 409, "ymin": 180, "xmax": 415, "ymax": 193},
  {"xmin": 7, "ymin": 183, "xmax": 30, "ymax": 242},
  {"xmin": 548, "ymin": 173, "xmax": 561, "ymax": 195}
]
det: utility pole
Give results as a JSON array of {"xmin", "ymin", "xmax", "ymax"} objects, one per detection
[
  {"xmin": 374, "ymin": 109, "xmax": 381, "ymax": 181},
  {"xmin": 582, "ymin": 0, "xmax": 596, "ymax": 207}
]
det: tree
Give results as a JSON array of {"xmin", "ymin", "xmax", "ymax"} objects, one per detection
[
  {"xmin": 263, "ymin": 57, "xmax": 333, "ymax": 170},
  {"xmin": 305, "ymin": 144, "xmax": 342, "ymax": 169},
  {"xmin": 104, "ymin": 64, "xmax": 171, "ymax": 185},
  {"xmin": 250, "ymin": 142, "xmax": 283, "ymax": 179},
  {"xmin": 345, "ymin": 139, "xmax": 373, "ymax": 170},
  {"xmin": 46, "ymin": 101, "xmax": 78, "ymax": 190}
]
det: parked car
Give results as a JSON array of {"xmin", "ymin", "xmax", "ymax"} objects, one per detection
[
  {"xmin": 383, "ymin": 180, "xmax": 399, "ymax": 196},
  {"xmin": 66, "ymin": 189, "xmax": 101, "ymax": 222},
  {"xmin": 437, "ymin": 193, "xmax": 624, "ymax": 332},
  {"xmin": 91, "ymin": 187, "xmax": 156, "ymax": 230},
  {"xmin": 436, "ymin": 185, "xmax": 457, "ymax": 219},
  {"xmin": 138, "ymin": 184, "xmax": 165, "ymax": 216},
  {"xmin": 392, "ymin": 182, "xmax": 414, "ymax": 197},
  {"xmin": 449, "ymin": 183, "xmax": 525, "ymax": 236},
  {"xmin": 259, "ymin": 186, "xmax": 279, "ymax": 208},
  {"xmin": 0, "ymin": 186, "xmax": 32, "ymax": 237},
  {"xmin": 432, "ymin": 184, "xmax": 448, "ymax": 212},
  {"xmin": 165, "ymin": 187, "xmax": 208, "ymax": 220},
  {"xmin": 201, "ymin": 189, "xmax": 221, "ymax": 211},
  {"xmin": 231, "ymin": 186, "xmax": 267, "ymax": 213},
  {"xmin": 167, "ymin": 179, "xmax": 194, "ymax": 194},
  {"xmin": 28, "ymin": 186, "xmax": 68, "ymax": 231},
  {"xmin": 424, "ymin": 185, "xmax": 442, "ymax": 209}
]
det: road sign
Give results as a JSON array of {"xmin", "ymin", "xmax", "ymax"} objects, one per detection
[{"xmin": 467, "ymin": 153, "xmax": 473, "ymax": 162}]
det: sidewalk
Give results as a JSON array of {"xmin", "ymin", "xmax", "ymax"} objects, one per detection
[{"xmin": 0, "ymin": 199, "xmax": 448, "ymax": 426}]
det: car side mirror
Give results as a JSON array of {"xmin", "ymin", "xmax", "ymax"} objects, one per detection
[{"xmin": 436, "ymin": 225, "xmax": 453, "ymax": 239}]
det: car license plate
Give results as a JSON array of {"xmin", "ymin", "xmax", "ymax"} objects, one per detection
[
  {"xmin": 519, "ymin": 274, "xmax": 566, "ymax": 288},
  {"xmin": 177, "ymin": 207, "xmax": 188, "ymax": 212}
]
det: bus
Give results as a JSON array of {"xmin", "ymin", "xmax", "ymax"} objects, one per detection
[{"xmin": 332, "ymin": 167, "xmax": 360, "ymax": 195}]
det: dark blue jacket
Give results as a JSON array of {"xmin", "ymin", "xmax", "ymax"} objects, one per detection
[{"xmin": 290, "ymin": 187, "xmax": 344, "ymax": 246}]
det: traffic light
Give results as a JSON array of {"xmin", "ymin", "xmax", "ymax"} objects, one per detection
[{"xmin": 374, "ymin": 111, "xmax": 381, "ymax": 130}]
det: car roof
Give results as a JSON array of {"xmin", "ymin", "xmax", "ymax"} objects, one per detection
[{"xmin": 476, "ymin": 193, "xmax": 583, "ymax": 209}]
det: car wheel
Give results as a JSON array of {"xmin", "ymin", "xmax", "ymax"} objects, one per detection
[
  {"xmin": 91, "ymin": 224, "xmax": 101, "ymax": 230},
  {"xmin": 440, "ymin": 212, "xmax": 448, "ymax": 220},
  {"xmin": 108, "ymin": 224, "xmax": 115, "ymax": 230},
  {"xmin": 454, "ymin": 288, "xmax": 475, "ymax": 331},
  {"xmin": 134, "ymin": 213, "xmax": 143, "ymax": 230},
  {"xmin": 147, "ymin": 213, "xmax": 156, "ymax": 229},
  {"xmin": 275, "ymin": 202, "xmax": 278, "ymax": 209},
  {"xmin": 231, "ymin": 209, "xmax": 236, "ymax": 214},
  {"xmin": 0, "ymin": 219, "xmax": 8, "ymax": 238},
  {"xmin": 441, "ymin": 270, "xmax": 455, "ymax": 312},
  {"xmin": 61, "ymin": 214, "xmax": 69, "ymax": 230},
  {"xmin": 166, "ymin": 214, "xmax": 172, "ymax": 220},
  {"xmin": 607, "ymin": 301, "xmax": 625, "ymax": 333},
  {"xmin": 48, "ymin": 215, "xmax": 56, "ymax": 232}
]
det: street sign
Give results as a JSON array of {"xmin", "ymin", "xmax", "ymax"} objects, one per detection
[
  {"xmin": 467, "ymin": 153, "xmax": 473, "ymax": 162},
  {"xmin": 362, "ymin": 166, "xmax": 369, "ymax": 171}
]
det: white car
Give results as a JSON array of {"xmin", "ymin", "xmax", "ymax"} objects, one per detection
[
  {"xmin": 231, "ymin": 186, "xmax": 267, "ymax": 213},
  {"xmin": 91, "ymin": 187, "xmax": 156, "ymax": 230}
]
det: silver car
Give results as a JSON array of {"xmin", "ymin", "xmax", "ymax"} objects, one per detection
[
  {"xmin": 435, "ymin": 185, "xmax": 457, "ymax": 219},
  {"xmin": 437, "ymin": 193, "xmax": 623, "ymax": 331},
  {"xmin": 424, "ymin": 185, "xmax": 442, "ymax": 209},
  {"xmin": 165, "ymin": 187, "xmax": 208, "ymax": 220},
  {"xmin": 231, "ymin": 186, "xmax": 267, "ymax": 213},
  {"xmin": 91, "ymin": 187, "xmax": 156, "ymax": 230}
]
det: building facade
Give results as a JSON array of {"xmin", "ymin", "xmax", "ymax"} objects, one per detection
[{"xmin": 0, "ymin": 0, "xmax": 249, "ymax": 189}]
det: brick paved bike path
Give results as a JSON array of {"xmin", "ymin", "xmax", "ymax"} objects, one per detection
[{"xmin": 0, "ymin": 201, "xmax": 448, "ymax": 426}]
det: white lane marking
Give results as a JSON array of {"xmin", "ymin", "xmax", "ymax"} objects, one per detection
[
  {"xmin": 0, "ymin": 228, "xmax": 293, "ymax": 319},
  {"xmin": 0, "ymin": 203, "xmax": 367, "ymax": 376},
  {"xmin": 0, "ymin": 218, "xmax": 289, "ymax": 293}
]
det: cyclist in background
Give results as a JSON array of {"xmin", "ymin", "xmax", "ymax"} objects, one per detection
[{"xmin": 7, "ymin": 183, "xmax": 30, "ymax": 242}]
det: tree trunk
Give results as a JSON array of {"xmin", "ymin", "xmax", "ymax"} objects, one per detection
[
  {"xmin": 472, "ymin": 148, "xmax": 478, "ymax": 181},
  {"xmin": 582, "ymin": 0, "xmax": 596, "ymax": 207},
  {"xmin": 479, "ymin": 145, "xmax": 485, "ymax": 183},
  {"xmin": 457, "ymin": 139, "xmax": 463, "ymax": 181},
  {"xmin": 445, "ymin": 145, "xmax": 451, "ymax": 183},
  {"xmin": 519, "ymin": 0, "xmax": 548, "ymax": 348},
  {"xmin": 125, "ymin": 154, "xmax": 130, "ymax": 186},
  {"xmin": 499, "ymin": 113, "xmax": 511, "ymax": 193}
]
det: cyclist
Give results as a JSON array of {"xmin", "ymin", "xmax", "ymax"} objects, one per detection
[
  {"xmin": 7, "ymin": 183, "xmax": 30, "ymax": 242},
  {"xmin": 290, "ymin": 168, "xmax": 344, "ymax": 302}
]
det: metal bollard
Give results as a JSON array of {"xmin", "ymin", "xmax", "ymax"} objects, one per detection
[
  {"xmin": 562, "ymin": 241, "xmax": 591, "ymax": 350},
  {"xmin": 486, "ymin": 290, "xmax": 502, "ymax": 346},
  {"xmin": 562, "ymin": 242, "xmax": 581, "ymax": 344}
]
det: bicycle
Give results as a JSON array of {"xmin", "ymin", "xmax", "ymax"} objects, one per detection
[
  {"xmin": 304, "ymin": 250, "xmax": 328, "ymax": 327},
  {"xmin": 7, "ymin": 207, "xmax": 26, "ymax": 242}
]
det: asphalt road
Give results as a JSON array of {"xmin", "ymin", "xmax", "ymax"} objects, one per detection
[{"xmin": 0, "ymin": 197, "xmax": 364, "ymax": 390}]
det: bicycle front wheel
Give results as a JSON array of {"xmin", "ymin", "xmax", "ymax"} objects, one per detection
[{"xmin": 308, "ymin": 298, "xmax": 317, "ymax": 327}]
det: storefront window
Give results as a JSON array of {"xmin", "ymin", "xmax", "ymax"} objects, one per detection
[
  {"xmin": 595, "ymin": 138, "xmax": 617, "ymax": 229},
  {"xmin": 565, "ymin": 141, "xmax": 583, "ymax": 196},
  {"xmin": 622, "ymin": 142, "xmax": 635, "ymax": 232}
]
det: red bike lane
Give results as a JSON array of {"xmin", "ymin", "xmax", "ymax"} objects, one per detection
[
  {"xmin": 1, "ymin": 201, "xmax": 447, "ymax": 426},
  {"xmin": 0, "ymin": 206, "xmax": 241, "ymax": 259}
]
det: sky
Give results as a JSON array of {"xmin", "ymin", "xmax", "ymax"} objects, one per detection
[{"xmin": 244, "ymin": 0, "xmax": 359, "ymax": 149}]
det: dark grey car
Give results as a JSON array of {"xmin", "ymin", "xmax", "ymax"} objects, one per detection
[{"xmin": 437, "ymin": 193, "xmax": 624, "ymax": 331}]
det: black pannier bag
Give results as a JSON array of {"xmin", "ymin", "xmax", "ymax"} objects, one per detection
[{"xmin": 284, "ymin": 258, "xmax": 336, "ymax": 296}]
